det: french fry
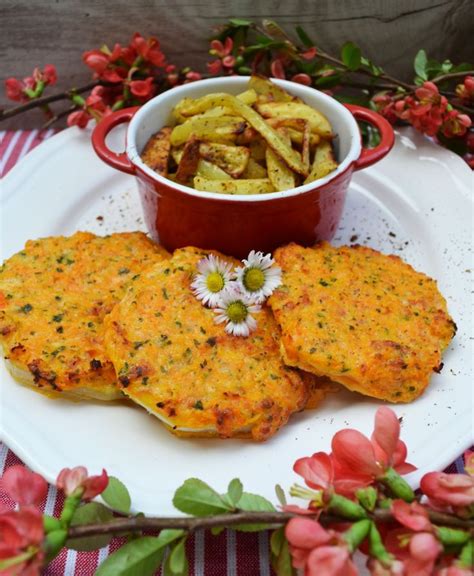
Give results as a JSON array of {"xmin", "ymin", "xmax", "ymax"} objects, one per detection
[
  {"xmin": 140, "ymin": 127, "xmax": 172, "ymax": 176},
  {"xmin": 199, "ymin": 142, "xmax": 249, "ymax": 178},
  {"xmin": 194, "ymin": 176, "xmax": 275, "ymax": 194},
  {"xmin": 256, "ymin": 101, "xmax": 333, "ymax": 138},
  {"xmin": 174, "ymin": 94, "xmax": 308, "ymax": 176},
  {"xmin": 266, "ymin": 129, "xmax": 296, "ymax": 192},
  {"xmin": 249, "ymin": 139, "xmax": 267, "ymax": 161},
  {"xmin": 141, "ymin": 76, "xmax": 338, "ymax": 195},
  {"xmin": 242, "ymin": 158, "xmax": 267, "ymax": 179},
  {"xmin": 176, "ymin": 137, "xmax": 201, "ymax": 184},
  {"xmin": 236, "ymin": 88, "xmax": 258, "ymax": 106},
  {"xmin": 196, "ymin": 159, "xmax": 232, "ymax": 180},
  {"xmin": 170, "ymin": 115, "xmax": 247, "ymax": 147},
  {"xmin": 248, "ymin": 75, "xmax": 295, "ymax": 103},
  {"xmin": 304, "ymin": 141, "xmax": 338, "ymax": 184}
]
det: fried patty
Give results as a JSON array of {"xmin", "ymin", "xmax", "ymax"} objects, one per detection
[
  {"xmin": 0, "ymin": 232, "xmax": 169, "ymax": 400},
  {"xmin": 268, "ymin": 243, "xmax": 456, "ymax": 403},
  {"xmin": 104, "ymin": 247, "xmax": 311, "ymax": 440}
]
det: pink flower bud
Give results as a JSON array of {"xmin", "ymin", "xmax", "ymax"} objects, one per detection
[
  {"xmin": 83, "ymin": 50, "xmax": 110, "ymax": 73},
  {"xmin": 270, "ymin": 59, "xmax": 286, "ymax": 80},
  {"xmin": 67, "ymin": 110, "xmax": 91, "ymax": 129},
  {"xmin": 301, "ymin": 47, "xmax": 317, "ymax": 60},
  {"xmin": 391, "ymin": 500, "xmax": 432, "ymax": 532},
  {"xmin": 130, "ymin": 77, "xmax": 154, "ymax": 99},
  {"xmin": 222, "ymin": 55, "xmax": 236, "ymax": 69},
  {"xmin": 421, "ymin": 471, "xmax": 474, "ymax": 508},
  {"xmin": 56, "ymin": 466, "xmax": 108, "ymax": 499},
  {"xmin": 5, "ymin": 78, "xmax": 25, "ymax": 101}
]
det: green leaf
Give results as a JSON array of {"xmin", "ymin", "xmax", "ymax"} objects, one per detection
[
  {"xmin": 227, "ymin": 479, "xmax": 243, "ymax": 506},
  {"xmin": 270, "ymin": 527, "xmax": 285, "ymax": 557},
  {"xmin": 229, "ymin": 18, "xmax": 253, "ymax": 27},
  {"xmin": 168, "ymin": 538, "xmax": 189, "ymax": 575},
  {"xmin": 452, "ymin": 62, "xmax": 474, "ymax": 73},
  {"xmin": 234, "ymin": 491, "xmax": 276, "ymax": 532},
  {"xmin": 274, "ymin": 538, "xmax": 294, "ymax": 576},
  {"xmin": 341, "ymin": 42, "xmax": 362, "ymax": 71},
  {"xmin": 314, "ymin": 71, "xmax": 343, "ymax": 88},
  {"xmin": 66, "ymin": 502, "xmax": 113, "ymax": 551},
  {"xmin": 295, "ymin": 25, "xmax": 314, "ymax": 48},
  {"xmin": 275, "ymin": 484, "xmax": 287, "ymax": 506},
  {"xmin": 173, "ymin": 478, "xmax": 232, "ymax": 516},
  {"xmin": 101, "ymin": 476, "xmax": 131, "ymax": 514},
  {"xmin": 237, "ymin": 492, "xmax": 276, "ymax": 512},
  {"xmin": 95, "ymin": 531, "xmax": 183, "ymax": 576},
  {"xmin": 414, "ymin": 49, "xmax": 428, "ymax": 80}
]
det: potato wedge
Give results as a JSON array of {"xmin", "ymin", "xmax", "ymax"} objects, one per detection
[
  {"xmin": 266, "ymin": 129, "xmax": 296, "ymax": 192},
  {"xmin": 175, "ymin": 94, "xmax": 307, "ymax": 176},
  {"xmin": 199, "ymin": 142, "xmax": 249, "ymax": 178},
  {"xmin": 176, "ymin": 137, "xmax": 201, "ymax": 184},
  {"xmin": 194, "ymin": 176, "xmax": 274, "ymax": 194},
  {"xmin": 196, "ymin": 159, "xmax": 232, "ymax": 180},
  {"xmin": 236, "ymin": 88, "xmax": 258, "ymax": 106},
  {"xmin": 242, "ymin": 157, "xmax": 267, "ymax": 179},
  {"xmin": 170, "ymin": 115, "xmax": 247, "ymax": 147},
  {"xmin": 304, "ymin": 141, "xmax": 338, "ymax": 184},
  {"xmin": 248, "ymin": 75, "xmax": 296, "ymax": 103},
  {"xmin": 140, "ymin": 127, "xmax": 172, "ymax": 176},
  {"xmin": 257, "ymin": 102, "xmax": 333, "ymax": 138},
  {"xmin": 249, "ymin": 139, "xmax": 267, "ymax": 161}
]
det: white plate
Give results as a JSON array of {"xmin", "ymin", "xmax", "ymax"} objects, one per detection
[{"xmin": 1, "ymin": 126, "xmax": 472, "ymax": 515}]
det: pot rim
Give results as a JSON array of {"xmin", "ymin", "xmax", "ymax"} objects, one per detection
[{"xmin": 126, "ymin": 76, "xmax": 361, "ymax": 203}]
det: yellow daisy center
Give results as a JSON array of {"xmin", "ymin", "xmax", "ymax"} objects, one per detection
[
  {"xmin": 226, "ymin": 301, "xmax": 248, "ymax": 323},
  {"xmin": 206, "ymin": 271, "xmax": 225, "ymax": 293},
  {"xmin": 243, "ymin": 268, "xmax": 265, "ymax": 292}
]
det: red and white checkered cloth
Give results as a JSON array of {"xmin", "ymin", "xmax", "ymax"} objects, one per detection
[{"xmin": 0, "ymin": 130, "xmax": 471, "ymax": 575}]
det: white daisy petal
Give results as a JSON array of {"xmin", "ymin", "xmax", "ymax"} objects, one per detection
[
  {"xmin": 236, "ymin": 251, "xmax": 282, "ymax": 303},
  {"xmin": 212, "ymin": 284, "xmax": 259, "ymax": 337},
  {"xmin": 191, "ymin": 255, "xmax": 235, "ymax": 308}
]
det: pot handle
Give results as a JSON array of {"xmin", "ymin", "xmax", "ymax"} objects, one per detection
[
  {"xmin": 344, "ymin": 104, "xmax": 395, "ymax": 170},
  {"xmin": 91, "ymin": 107, "xmax": 140, "ymax": 175}
]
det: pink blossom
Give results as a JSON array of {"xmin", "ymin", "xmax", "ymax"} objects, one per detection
[
  {"xmin": 455, "ymin": 76, "xmax": 474, "ymax": 103},
  {"xmin": 291, "ymin": 73, "xmax": 312, "ymax": 86},
  {"xmin": 306, "ymin": 546, "xmax": 358, "ymax": 576},
  {"xmin": 301, "ymin": 47, "xmax": 317, "ymax": 60},
  {"xmin": 331, "ymin": 407, "xmax": 416, "ymax": 492},
  {"xmin": 0, "ymin": 506, "xmax": 44, "ymax": 575},
  {"xmin": 131, "ymin": 33, "xmax": 166, "ymax": 67},
  {"xmin": 420, "ymin": 471, "xmax": 474, "ymax": 508},
  {"xmin": 404, "ymin": 532, "xmax": 442, "ymax": 576},
  {"xmin": 0, "ymin": 465, "xmax": 47, "ymax": 506},
  {"xmin": 209, "ymin": 37, "xmax": 233, "ymax": 58},
  {"xmin": 5, "ymin": 77, "xmax": 26, "ymax": 101},
  {"xmin": 441, "ymin": 110, "xmax": 472, "ymax": 138},
  {"xmin": 56, "ymin": 466, "xmax": 108, "ymax": 500},
  {"xmin": 222, "ymin": 55, "xmax": 236, "ymax": 69},
  {"xmin": 67, "ymin": 110, "xmax": 91, "ymax": 128},
  {"xmin": 185, "ymin": 71, "xmax": 202, "ymax": 82},
  {"xmin": 367, "ymin": 558, "xmax": 405, "ymax": 575},
  {"xmin": 294, "ymin": 452, "xmax": 334, "ymax": 493},
  {"xmin": 33, "ymin": 64, "xmax": 57, "ymax": 85},
  {"xmin": 83, "ymin": 49, "xmax": 110, "ymax": 74},
  {"xmin": 271, "ymin": 59, "xmax": 286, "ymax": 79},
  {"xmin": 207, "ymin": 60, "xmax": 223, "ymax": 75},
  {"xmin": 129, "ymin": 77, "xmax": 154, "ymax": 99},
  {"xmin": 391, "ymin": 500, "xmax": 432, "ymax": 532},
  {"xmin": 285, "ymin": 517, "xmax": 358, "ymax": 575}
]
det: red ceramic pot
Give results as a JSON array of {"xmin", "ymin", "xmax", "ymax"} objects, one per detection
[{"xmin": 92, "ymin": 77, "xmax": 394, "ymax": 258}]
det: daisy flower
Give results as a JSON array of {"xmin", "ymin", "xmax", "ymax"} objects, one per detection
[
  {"xmin": 214, "ymin": 285, "xmax": 261, "ymax": 337},
  {"xmin": 235, "ymin": 250, "xmax": 282, "ymax": 303},
  {"xmin": 191, "ymin": 254, "xmax": 234, "ymax": 307}
]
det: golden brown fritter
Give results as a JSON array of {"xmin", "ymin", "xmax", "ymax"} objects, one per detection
[
  {"xmin": 104, "ymin": 247, "xmax": 310, "ymax": 440},
  {"xmin": 268, "ymin": 242, "xmax": 456, "ymax": 403},
  {"xmin": 0, "ymin": 232, "xmax": 169, "ymax": 400}
]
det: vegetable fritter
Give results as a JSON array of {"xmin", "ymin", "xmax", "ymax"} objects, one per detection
[
  {"xmin": 104, "ymin": 247, "xmax": 310, "ymax": 440},
  {"xmin": 268, "ymin": 243, "xmax": 456, "ymax": 403},
  {"xmin": 0, "ymin": 232, "xmax": 168, "ymax": 400}
]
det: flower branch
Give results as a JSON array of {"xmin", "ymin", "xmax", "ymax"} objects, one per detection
[{"xmin": 66, "ymin": 507, "xmax": 474, "ymax": 540}]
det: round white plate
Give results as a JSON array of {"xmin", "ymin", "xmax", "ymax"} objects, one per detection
[{"xmin": 1, "ymin": 126, "xmax": 472, "ymax": 515}]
